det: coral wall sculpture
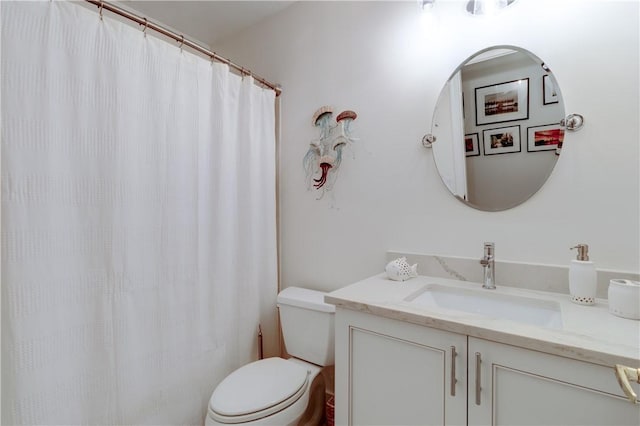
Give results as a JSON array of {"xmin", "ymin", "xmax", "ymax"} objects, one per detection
[{"xmin": 303, "ymin": 106, "xmax": 358, "ymax": 198}]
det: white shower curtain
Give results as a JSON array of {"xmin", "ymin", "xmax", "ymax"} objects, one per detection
[{"xmin": 1, "ymin": 1, "xmax": 277, "ymax": 424}]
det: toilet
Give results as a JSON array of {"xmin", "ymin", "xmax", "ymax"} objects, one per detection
[{"xmin": 205, "ymin": 287, "xmax": 335, "ymax": 425}]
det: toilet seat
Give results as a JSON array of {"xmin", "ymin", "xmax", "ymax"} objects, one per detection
[{"xmin": 209, "ymin": 357, "xmax": 309, "ymax": 424}]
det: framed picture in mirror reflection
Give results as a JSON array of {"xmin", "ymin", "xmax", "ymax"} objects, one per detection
[
  {"xmin": 465, "ymin": 133, "xmax": 480, "ymax": 157},
  {"xmin": 527, "ymin": 124, "xmax": 564, "ymax": 152},
  {"xmin": 543, "ymin": 75, "xmax": 559, "ymax": 105},
  {"xmin": 483, "ymin": 125, "xmax": 521, "ymax": 155},
  {"xmin": 475, "ymin": 78, "xmax": 529, "ymax": 125}
]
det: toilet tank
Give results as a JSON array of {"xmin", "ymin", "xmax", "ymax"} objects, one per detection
[{"xmin": 277, "ymin": 287, "xmax": 335, "ymax": 366}]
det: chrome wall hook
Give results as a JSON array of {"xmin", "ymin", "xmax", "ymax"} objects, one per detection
[
  {"xmin": 561, "ymin": 113, "xmax": 585, "ymax": 131},
  {"xmin": 422, "ymin": 134, "xmax": 436, "ymax": 148}
]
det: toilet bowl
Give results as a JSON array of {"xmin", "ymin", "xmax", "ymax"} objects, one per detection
[
  {"xmin": 206, "ymin": 358, "xmax": 323, "ymax": 425},
  {"xmin": 205, "ymin": 287, "xmax": 335, "ymax": 425}
]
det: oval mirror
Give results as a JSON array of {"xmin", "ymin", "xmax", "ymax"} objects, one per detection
[{"xmin": 431, "ymin": 46, "xmax": 565, "ymax": 211}]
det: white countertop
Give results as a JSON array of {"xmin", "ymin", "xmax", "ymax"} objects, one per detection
[{"xmin": 325, "ymin": 274, "xmax": 640, "ymax": 367}]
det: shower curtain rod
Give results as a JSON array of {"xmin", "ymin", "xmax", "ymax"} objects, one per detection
[{"xmin": 85, "ymin": 0, "xmax": 282, "ymax": 96}]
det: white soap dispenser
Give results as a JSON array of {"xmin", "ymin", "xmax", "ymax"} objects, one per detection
[{"xmin": 569, "ymin": 243, "xmax": 597, "ymax": 305}]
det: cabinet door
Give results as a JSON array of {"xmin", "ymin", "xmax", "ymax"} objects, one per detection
[
  {"xmin": 335, "ymin": 308, "xmax": 467, "ymax": 426},
  {"xmin": 468, "ymin": 337, "xmax": 640, "ymax": 426}
]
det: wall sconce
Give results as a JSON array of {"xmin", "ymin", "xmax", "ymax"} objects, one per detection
[{"xmin": 466, "ymin": 0, "xmax": 517, "ymax": 15}]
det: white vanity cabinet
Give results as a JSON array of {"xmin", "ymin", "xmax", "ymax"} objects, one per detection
[
  {"xmin": 335, "ymin": 308, "xmax": 640, "ymax": 426},
  {"xmin": 334, "ymin": 308, "xmax": 467, "ymax": 425},
  {"xmin": 469, "ymin": 337, "xmax": 640, "ymax": 426}
]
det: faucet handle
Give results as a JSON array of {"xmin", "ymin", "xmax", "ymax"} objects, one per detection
[
  {"xmin": 480, "ymin": 242, "xmax": 494, "ymax": 265},
  {"xmin": 483, "ymin": 242, "xmax": 495, "ymax": 256}
]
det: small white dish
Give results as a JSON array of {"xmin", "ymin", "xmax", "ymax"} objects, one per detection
[{"xmin": 608, "ymin": 279, "xmax": 640, "ymax": 320}]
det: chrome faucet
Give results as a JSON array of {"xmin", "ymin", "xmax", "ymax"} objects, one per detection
[{"xmin": 479, "ymin": 242, "xmax": 496, "ymax": 289}]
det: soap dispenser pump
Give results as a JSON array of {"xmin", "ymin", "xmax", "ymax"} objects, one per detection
[{"xmin": 569, "ymin": 243, "xmax": 597, "ymax": 305}]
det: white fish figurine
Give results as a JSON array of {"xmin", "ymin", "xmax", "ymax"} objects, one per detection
[{"xmin": 385, "ymin": 257, "xmax": 418, "ymax": 282}]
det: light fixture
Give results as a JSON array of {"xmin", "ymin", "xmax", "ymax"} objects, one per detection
[
  {"xmin": 466, "ymin": 0, "xmax": 517, "ymax": 15},
  {"xmin": 420, "ymin": 0, "xmax": 436, "ymax": 10}
]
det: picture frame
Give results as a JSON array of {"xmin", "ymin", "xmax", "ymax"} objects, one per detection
[
  {"xmin": 543, "ymin": 74, "xmax": 559, "ymax": 105},
  {"xmin": 464, "ymin": 133, "xmax": 480, "ymax": 157},
  {"xmin": 527, "ymin": 124, "xmax": 564, "ymax": 152},
  {"xmin": 475, "ymin": 78, "xmax": 529, "ymax": 126},
  {"xmin": 483, "ymin": 125, "xmax": 521, "ymax": 155}
]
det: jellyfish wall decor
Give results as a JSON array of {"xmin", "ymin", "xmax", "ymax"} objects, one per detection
[{"xmin": 303, "ymin": 106, "xmax": 358, "ymax": 198}]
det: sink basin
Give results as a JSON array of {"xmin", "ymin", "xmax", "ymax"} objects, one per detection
[{"xmin": 405, "ymin": 284, "xmax": 563, "ymax": 329}]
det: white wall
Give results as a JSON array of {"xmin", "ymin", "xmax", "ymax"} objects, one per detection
[{"xmin": 216, "ymin": 0, "xmax": 640, "ymax": 294}]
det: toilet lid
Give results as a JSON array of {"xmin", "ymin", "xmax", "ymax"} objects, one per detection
[{"xmin": 210, "ymin": 357, "xmax": 309, "ymax": 422}]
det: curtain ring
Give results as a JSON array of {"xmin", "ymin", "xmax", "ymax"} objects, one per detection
[
  {"xmin": 179, "ymin": 35, "xmax": 184, "ymax": 51},
  {"xmin": 99, "ymin": 0, "xmax": 104, "ymax": 21},
  {"xmin": 142, "ymin": 17, "xmax": 148, "ymax": 37}
]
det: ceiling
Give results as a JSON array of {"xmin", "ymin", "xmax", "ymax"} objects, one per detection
[{"xmin": 122, "ymin": 1, "xmax": 295, "ymax": 46}]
